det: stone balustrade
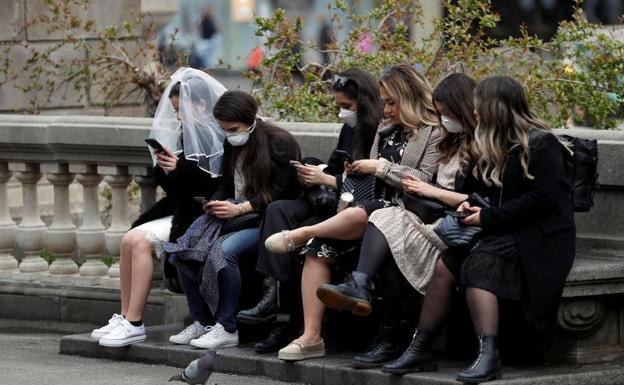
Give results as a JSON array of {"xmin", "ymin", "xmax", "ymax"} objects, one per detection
[{"xmin": 1, "ymin": 114, "xmax": 624, "ymax": 364}]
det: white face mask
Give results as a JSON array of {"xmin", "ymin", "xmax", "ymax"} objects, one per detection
[
  {"xmin": 338, "ymin": 108, "xmax": 357, "ymax": 128},
  {"xmin": 226, "ymin": 120, "xmax": 256, "ymax": 147},
  {"xmin": 441, "ymin": 115, "xmax": 463, "ymax": 133}
]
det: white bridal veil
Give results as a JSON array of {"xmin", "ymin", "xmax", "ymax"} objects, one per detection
[{"xmin": 149, "ymin": 67, "xmax": 227, "ymax": 176}]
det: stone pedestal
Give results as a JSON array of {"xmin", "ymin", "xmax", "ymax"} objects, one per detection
[
  {"xmin": 0, "ymin": 163, "xmax": 18, "ymax": 278},
  {"xmin": 101, "ymin": 166, "xmax": 132, "ymax": 288},
  {"xmin": 133, "ymin": 169, "xmax": 157, "ymax": 213},
  {"xmin": 41, "ymin": 164, "xmax": 79, "ymax": 284},
  {"xmin": 11, "ymin": 163, "xmax": 48, "ymax": 281},
  {"xmin": 73, "ymin": 165, "xmax": 107, "ymax": 286}
]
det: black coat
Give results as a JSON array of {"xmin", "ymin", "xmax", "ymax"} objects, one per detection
[
  {"xmin": 131, "ymin": 154, "xmax": 221, "ymax": 243},
  {"xmin": 460, "ymin": 129, "xmax": 576, "ymax": 336},
  {"xmin": 210, "ymin": 132, "xmax": 302, "ymax": 212}
]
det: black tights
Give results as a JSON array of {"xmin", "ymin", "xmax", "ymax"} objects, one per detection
[
  {"xmin": 356, "ymin": 223, "xmax": 391, "ymax": 277},
  {"xmin": 418, "ymin": 259, "xmax": 499, "ymax": 337}
]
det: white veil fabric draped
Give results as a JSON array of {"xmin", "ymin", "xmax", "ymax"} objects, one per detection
[{"xmin": 149, "ymin": 67, "xmax": 227, "ymax": 177}]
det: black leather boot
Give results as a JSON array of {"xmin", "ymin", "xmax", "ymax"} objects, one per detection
[
  {"xmin": 352, "ymin": 325, "xmax": 404, "ymax": 369},
  {"xmin": 456, "ymin": 335, "xmax": 502, "ymax": 383},
  {"xmin": 237, "ymin": 277, "xmax": 277, "ymax": 324},
  {"xmin": 382, "ymin": 329, "xmax": 437, "ymax": 375},
  {"xmin": 254, "ymin": 321, "xmax": 293, "ymax": 353},
  {"xmin": 316, "ymin": 271, "xmax": 372, "ymax": 316}
]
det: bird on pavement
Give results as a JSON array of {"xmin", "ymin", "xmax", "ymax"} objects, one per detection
[{"xmin": 169, "ymin": 350, "xmax": 216, "ymax": 385}]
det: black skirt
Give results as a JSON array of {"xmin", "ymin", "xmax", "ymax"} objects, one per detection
[{"xmin": 442, "ymin": 234, "xmax": 522, "ymax": 300}]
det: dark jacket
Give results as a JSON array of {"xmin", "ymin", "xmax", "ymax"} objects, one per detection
[
  {"xmin": 210, "ymin": 131, "xmax": 302, "ymax": 212},
  {"xmin": 131, "ymin": 153, "xmax": 221, "ymax": 243},
  {"xmin": 460, "ymin": 129, "xmax": 576, "ymax": 338}
]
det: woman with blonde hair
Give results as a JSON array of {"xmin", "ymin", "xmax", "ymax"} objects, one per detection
[
  {"xmin": 264, "ymin": 64, "xmax": 442, "ymax": 361},
  {"xmin": 382, "ymin": 76, "xmax": 575, "ymax": 383}
]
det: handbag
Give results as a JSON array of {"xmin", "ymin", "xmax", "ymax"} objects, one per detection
[
  {"xmin": 341, "ymin": 172, "xmax": 376, "ymax": 204},
  {"xmin": 221, "ymin": 212, "xmax": 262, "ymax": 235},
  {"xmin": 433, "ymin": 193, "xmax": 490, "ymax": 249},
  {"xmin": 403, "ymin": 193, "xmax": 449, "ymax": 224},
  {"xmin": 303, "ymin": 184, "xmax": 338, "ymax": 213}
]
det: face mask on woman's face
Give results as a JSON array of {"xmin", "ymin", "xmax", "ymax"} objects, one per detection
[
  {"xmin": 441, "ymin": 115, "xmax": 463, "ymax": 133},
  {"xmin": 226, "ymin": 120, "xmax": 256, "ymax": 147},
  {"xmin": 338, "ymin": 108, "xmax": 357, "ymax": 128}
]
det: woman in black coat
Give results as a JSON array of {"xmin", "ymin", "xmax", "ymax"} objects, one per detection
[
  {"xmin": 237, "ymin": 68, "xmax": 383, "ymax": 353},
  {"xmin": 383, "ymin": 76, "xmax": 575, "ymax": 383}
]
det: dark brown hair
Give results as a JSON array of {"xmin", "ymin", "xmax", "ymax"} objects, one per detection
[{"xmin": 213, "ymin": 90, "xmax": 301, "ymax": 205}]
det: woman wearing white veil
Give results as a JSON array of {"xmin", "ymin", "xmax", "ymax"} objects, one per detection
[{"xmin": 93, "ymin": 68, "xmax": 227, "ymax": 348}]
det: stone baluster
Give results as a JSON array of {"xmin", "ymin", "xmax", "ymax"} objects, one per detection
[
  {"xmin": 10, "ymin": 163, "xmax": 48, "ymax": 281},
  {"xmin": 40, "ymin": 163, "xmax": 78, "ymax": 284},
  {"xmin": 0, "ymin": 163, "xmax": 18, "ymax": 278},
  {"xmin": 101, "ymin": 166, "xmax": 132, "ymax": 287},
  {"xmin": 72, "ymin": 164, "xmax": 107, "ymax": 285},
  {"xmin": 133, "ymin": 168, "xmax": 157, "ymax": 213}
]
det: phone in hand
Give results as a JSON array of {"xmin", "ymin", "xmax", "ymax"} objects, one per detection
[
  {"xmin": 445, "ymin": 210, "xmax": 471, "ymax": 219},
  {"xmin": 144, "ymin": 138, "xmax": 165, "ymax": 152},
  {"xmin": 289, "ymin": 160, "xmax": 302, "ymax": 167},
  {"xmin": 193, "ymin": 196, "xmax": 209, "ymax": 205},
  {"xmin": 334, "ymin": 149, "xmax": 355, "ymax": 163}
]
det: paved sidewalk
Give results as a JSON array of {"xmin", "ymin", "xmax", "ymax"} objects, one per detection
[{"xmin": 0, "ymin": 327, "xmax": 304, "ymax": 385}]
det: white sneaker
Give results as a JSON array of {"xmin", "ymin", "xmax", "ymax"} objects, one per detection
[
  {"xmin": 189, "ymin": 323, "xmax": 238, "ymax": 349},
  {"xmin": 98, "ymin": 319, "xmax": 146, "ymax": 347},
  {"xmin": 90, "ymin": 314, "xmax": 124, "ymax": 339},
  {"xmin": 169, "ymin": 321, "xmax": 207, "ymax": 345}
]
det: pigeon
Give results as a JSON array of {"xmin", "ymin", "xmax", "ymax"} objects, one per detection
[{"xmin": 169, "ymin": 350, "xmax": 216, "ymax": 385}]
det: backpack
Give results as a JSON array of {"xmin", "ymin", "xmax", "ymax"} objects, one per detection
[{"xmin": 558, "ymin": 134, "xmax": 599, "ymax": 212}]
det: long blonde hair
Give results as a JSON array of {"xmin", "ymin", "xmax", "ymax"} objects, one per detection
[
  {"xmin": 379, "ymin": 64, "xmax": 438, "ymax": 131},
  {"xmin": 473, "ymin": 76, "xmax": 550, "ymax": 187}
]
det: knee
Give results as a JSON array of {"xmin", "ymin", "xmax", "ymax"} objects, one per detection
[
  {"xmin": 131, "ymin": 235, "xmax": 153, "ymax": 255},
  {"xmin": 122, "ymin": 231, "xmax": 138, "ymax": 248},
  {"xmin": 433, "ymin": 259, "xmax": 454, "ymax": 284},
  {"xmin": 347, "ymin": 207, "xmax": 368, "ymax": 225}
]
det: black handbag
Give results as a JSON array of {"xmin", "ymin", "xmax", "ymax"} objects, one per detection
[
  {"xmin": 221, "ymin": 212, "xmax": 262, "ymax": 235},
  {"xmin": 304, "ymin": 184, "xmax": 339, "ymax": 212},
  {"xmin": 341, "ymin": 172, "xmax": 376, "ymax": 204},
  {"xmin": 403, "ymin": 193, "xmax": 449, "ymax": 224},
  {"xmin": 433, "ymin": 193, "xmax": 490, "ymax": 249}
]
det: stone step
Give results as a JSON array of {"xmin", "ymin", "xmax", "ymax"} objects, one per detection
[{"xmin": 59, "ymin": 324, "xmax": 624, "ymax": 385}]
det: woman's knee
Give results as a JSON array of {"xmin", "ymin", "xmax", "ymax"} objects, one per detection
[
  {"xmin": 346, "ymin": 207, "xmax": 368, "ymax": 224},
  {"xmin": 131, "ymin": 235, "xmax": 154, "ymax": 256},
  {"xmin": 434, "ymin": 258, "xmax": 455, "ymax": 285}
]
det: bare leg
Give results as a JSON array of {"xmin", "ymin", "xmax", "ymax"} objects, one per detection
[
  {"xmin": 297, "ymin": 255, "xmax": 332, "ymax": 345},
  {"xmin": 417, "ymin": 259, "xmax": 456, "ymax": 333},
  {"xmin": 466, "ymin": 287, "xmax": 499, "ymax": 336},
  {"xmin": 290, "ymin": 207, "xmax": 368, "ymax": 245},
  {"xmin": 124, "ymin": 236, "xmax": 155, "ymax": 322},
  {"xmin": 119, "ymin": 230, "xmax": 138, "ymax": 316}
]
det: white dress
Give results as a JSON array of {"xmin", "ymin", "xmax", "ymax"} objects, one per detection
[{"xmin": 134, "ymin": 215, "xmax": 173, "ymax": 259}]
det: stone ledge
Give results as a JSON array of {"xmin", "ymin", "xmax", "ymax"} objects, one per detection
[{"xmin": 59, "ymin": 324, "xmax": 624, "ymax": 385}]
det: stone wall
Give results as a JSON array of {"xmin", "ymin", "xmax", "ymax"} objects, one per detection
[{"xmin": 0, "ymin": 0, "xmax": 144, "ymax": 116}]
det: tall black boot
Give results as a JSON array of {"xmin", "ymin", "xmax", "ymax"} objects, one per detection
[
  {"xmin": 352, "ymin": 325, "xmax": 404, "ymax": 369},
  {"xmin": 456, "ymin": 335, "xmax": 501, "ymax": 383},
  {"xmin": 254, "ymin": 320, "xmax": 294, "ymax": 354},
  {"xmin": 382, "ymin": 329, "xmax": 437, "ymax": 375},
  {"xmin": 316, "ymin": 271, "xmax": 372, "ymax": 316},
  {"xmin": 237, "ymin": 277, "xmax": 277, "ymax": 324}
]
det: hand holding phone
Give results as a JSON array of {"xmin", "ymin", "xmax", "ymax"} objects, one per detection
[
  {"xmin": 334, "ymin": 149, "xmax": 355, "ymax": 164},
  {"xmin": 194, "ymin": 196, "xmax": 209, "ymax": 205},
  {"xmin": 289, "ymin": 160, "xmax": 302, "ymax": 167},
  {"xmin": 445, "ymin": 210, "xmax": 471, "ymax": 219},
  {"xmin": 145, "ymin": 138, "xmax": 165, "ymax": 152}
]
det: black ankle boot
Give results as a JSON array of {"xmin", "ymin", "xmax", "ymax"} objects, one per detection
[
  {"xmin": 352, "ymin": 325, "xmax": 404, "ymax": 369},
  {"xmin": 382, "ymin": 329, "xmax": 437, "ymax": 375},
  {"xmin": 238, "ymin": 278, "xmax": 277, "ymax": 324},
  {"xmin": 316, "ymin": 271, "xmax": 372, "ymax": 316},
  {"xmin": 456, "ymin": 335, "xmax": 501, "ymax": 384},
  {"xmin": 254, "ymin": 322, "xmax": 293, "ymax": 353}
]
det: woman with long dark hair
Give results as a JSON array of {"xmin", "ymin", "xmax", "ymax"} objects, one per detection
[
  {"xmin": 382, "ymin": 76, "xmax": 575, "ymax": 383},
  {"xmin": 165, "ymin": 90, "xmax": 302, "ymax": 350},
  {"xmin": 237, "ymin": 67, "xmax": 383, "ymax": 354},
  {"xmin": 316, "ymin": 73, "xmax": 479, "ymax": 369},
  {"xmin": 265, "ymin": 64, "xmax": 442, "ymax": 361}
]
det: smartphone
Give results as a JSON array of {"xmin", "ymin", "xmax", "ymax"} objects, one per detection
[
  {"xmin": 334, "ymin": 149, "xmax": 354, "ymax": 163},
  {"xmin": 445, "ymin": 210, "xmax": 471, "ymax": 219},
  {"xmin": 289, "ymin": 160, "xmax": 302, "ymax": 167},
  {"xmin": 144, "ymin": 138, "xmax": 165, "ymax": 152},
  {"xmin": 193, "ymin": 196, "xmax": 209, "ymax": 205}
]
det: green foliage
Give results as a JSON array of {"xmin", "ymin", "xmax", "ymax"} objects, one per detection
[
  {"xmin": 249, "ymin": 0, "xmax": 624, "ymax": 128},
  {"xmin": 41, "ymin": 249, "xmax": 56, "ymax": 265},
  {"xmin": 101, "ymin": 255, "xmax": 114, "ymax": 268}
]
